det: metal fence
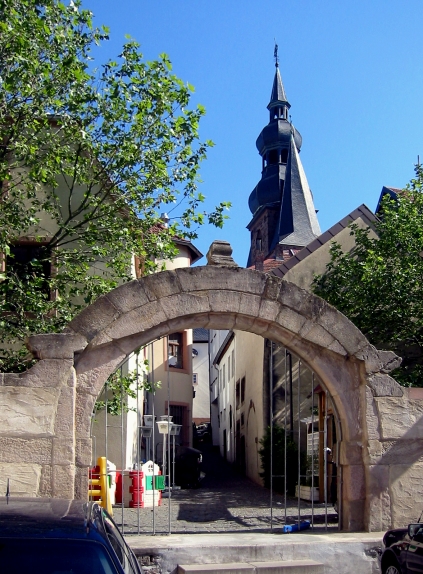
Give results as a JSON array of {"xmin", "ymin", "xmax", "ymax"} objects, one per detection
[{"xmin": 90, "ymin": 337, "xmax": 340, "ymax": 535}]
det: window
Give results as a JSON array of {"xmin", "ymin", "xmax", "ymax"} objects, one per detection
[
  {"xmin": 281, "ymin": 148, "xmax": 288, "ymax": 164},
  {"xmin": 241, "ymin": 413, "xmax": 245, "ymax": 427},
  {"xmin": 4, "ymin": 241, "xmax": 53, "ymax": 305},
  {"xmin": 228, "ymin": 355, "xmax": 231, "ymax": 380},
  {"xmin": 231, "ymin": 350, "xmax": 235, "ymax": 377},
  {"xmin": 268, "ymin": 149, "xmax": 278, "ymax": 165},
  {"xmin": 241, "ymin": 377, "xmax": 246, "ymax": 405},
  {"xmin": 236, "ymin": 380, "xmax": 240, "ymax": 409},
  {"xmin": 168, "ymin": 332, "xmax": 183, "ymax": 369},
  {"xmin": 223, "ymin": 364, "xmax": 226, "ymax": 388}
]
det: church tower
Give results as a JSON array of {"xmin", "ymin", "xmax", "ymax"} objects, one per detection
[{"xmin": 247, "ymin": 52, "xmax": 321, "ymax": 270}]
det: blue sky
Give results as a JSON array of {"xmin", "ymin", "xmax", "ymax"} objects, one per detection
[{"xmin": 86, "ymin": 0, "xmax": 423, "ymax": 266}]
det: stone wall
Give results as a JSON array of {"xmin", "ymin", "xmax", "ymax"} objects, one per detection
[{"xmin": 0, "ymin": 242, "xmax": 421, "ymax": 532}]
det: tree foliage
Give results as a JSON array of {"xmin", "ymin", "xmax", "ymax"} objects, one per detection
[
  {"xmin": 313, "ymin": 166, "xmax": 423, "ymax": 387},
  {"xmin": 258, "ymin": 425, "xmax": 301, "ymax": 495},
  {"xmin": 0, "ymin": 0, "xmax": 230, "ymax": 372}
]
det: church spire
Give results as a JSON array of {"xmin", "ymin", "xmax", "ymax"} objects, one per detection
[
  {"xmin": 268, "ymin": 44, "xmax": 290, "ymax": 120},
  {"xmin": 246, "ymin": 56, "xmax": 320, "ymax": 268}
]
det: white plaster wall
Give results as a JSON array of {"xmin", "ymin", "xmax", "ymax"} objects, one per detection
[
  {"xmin": 192, "ymin": 339, "xmax": 210, "ymax": 422},
  {"xmin": 283, "ymin": 216, "xmax": 378, "ymax": 291},
  {"xmin": 234, "ymin": 331, "xmax": 265, "ymax": 484}
]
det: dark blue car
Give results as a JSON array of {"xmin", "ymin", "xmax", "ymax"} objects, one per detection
[{"xmin": 0, "ymin": 497, "xmax": 141, "ymax": 574}]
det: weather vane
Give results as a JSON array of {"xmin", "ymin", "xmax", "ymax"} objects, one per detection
[{"xmin": 274, "ymin": 41, "xmax": 279, "ymax": 67}]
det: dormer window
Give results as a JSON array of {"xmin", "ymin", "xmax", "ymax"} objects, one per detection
[{"xmin": 268, "ymin": 150, "xmax": 278, "ymax": 165}]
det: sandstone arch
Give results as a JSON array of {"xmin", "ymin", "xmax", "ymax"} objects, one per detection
[{"xmin": 2, "ymin": 249, "xmax": 421, "ymax": 533}]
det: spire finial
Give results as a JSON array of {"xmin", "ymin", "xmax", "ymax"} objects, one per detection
[{"xmin": 274, "ymin": 41, "xmax": 279, "ymax": 68}]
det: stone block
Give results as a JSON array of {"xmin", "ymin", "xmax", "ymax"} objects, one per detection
[
  {"xmin": 105, "ymin": 279, "xmax": 150, "ymax": 313},
  {"xmin": 75, "ymin": 392, "xmax": 97, "ymax": 437},
  {"xmin": 74, "ymin": 465, "xmax": 89, "ymax": 500},
  {"xmin": 208, "ymin": 313, "xmax": 237, "ymax": 331},
  {"xmin": 318, "ymin": 304, "xmax": 368, "ymax": 357},
  {"xmin": 101, "ymin": 300, "xmax": 168, "ymax": 341},
  {"xmin": 376, "ymin": 439, "xmax": 423, "ymax": 465},
  {"xmin": 276, "ymin": 306, "xmax": 307, "ymax": 336},
  {"xmin": 355, "ymin": 344, "xmax": 387, "ymax": 375},
  {"xmin": 339, "ymin": 441, "xmax": 364, "ymax": 466},
  {"xmin": 368, "ymin": 464, "xmax": 390, "ymax": 494},
  {"xmin": 279, "ymin": 282, "xmax": 326, "ymax": 321},
  {"xmin": 0, "ymin": 462, "xmax": 42, "ymax": 496},
  {"xmin": 208, "ymin": 290, "xmax": 241, "ymax": 314},
  {"xmin": 300, "ymin": 322, "xmax": 336, "ymax": 350},
  {"xmin": 375, "ymin": 397, "xmax": 423, "ymax": 439},
  {"xmin": 263, "ymin": 275, "xmax": 283, "ymax": 301},
  {"xmin": 365, "ymin": 440, "xmax": 383, "ymax": 464},
  {"xmin": 260, "ymin": 323, "xmax": 295, "ymax": 349},
  {"xmin": 54, "ymin": 386, "xmax": 76, "ymax": 436},
  {"xmin": 27, "ymin": 333, "xmax": 87, "ymax": 359},
  {"xmin": 258, "ymin": 299, "xmax": 281, "ymax": 323},
  {"xmin": 39, "ymin": 464, "xmax": 53, "ymax": 497},
  {"xmin": 206, "ymin": 240, "xmax": 239, "ymax": 267},
  {"xmin": 0, "ymin": 387, "xmax": 60, "ymax": 437},
  {"xmin": 176, "ymin": 266, "xmax": 267, "ymax": 296},
  {"xmin": 68, "ymin": 294, "xmax": 120, "ymax": 342},
  {"xmin": 390, "ymin": 463, "xmax": 423, "ymax": 499},
  {"xmin": 366, "ymin": 388, "xmax": 381, "ymax": 441},
  {"xmin": 367, "ymin": 489, "xmax": 391, "ymax": 532},
  {"xmin": 233, "ymin": 315, "xmax": 259, "ymax": 333},
  {"xmin": 327, "ymin": 339, "xmax": 347, "ymax": 356},
  {"xmin": 0, "ymin": 437, "xmax": 52, "ymax": 464},
  {"xmin": 367, "ymin": 374, "xmax": 403, "ymax": 397},
  {"xmin": 391, "ymin": 494, "xmax": 423, "ymax": 528},
  {"xmin": 4, "ymin": 359, "xmax": 74, "ymax": 388},
  {"xmin": 52, "ymin": 437, "xmax": 75, "ymax": 466},
  {"xmin": 142, "ymin": 270, "xmax": 181, "ymax": 301},
  {"xmin": 161, "ymin": 292, "xmax": 211, "ymax": 320},
  {"xmin": 75, "ymin": 346, "xmax": 127, "ymax": 392},
  {"xmin": 52, "ymin": 463, "xmax": 75, "ymax": 499},
  {"xmin": 378, "ymin": 350, "xmax": 403, "ymax": 374},
  {"xmin": 342, "ymin": 465, "xmax": 366, "ymax": 501},
  {"xmin": 76, "ymin": 438, "xmax": 92, "ymax": 467},
  {"xmin": 238, "ymin": 293, "xmax": 262, "ymax": 318},
  {"xmin": 342, "ymin": 498, "xmax": 365, "ymax": 532}
]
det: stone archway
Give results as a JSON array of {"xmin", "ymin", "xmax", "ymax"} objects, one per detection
[{"xmin": 1, "ymin": 243, "xmax": 419, "ymax": 533}]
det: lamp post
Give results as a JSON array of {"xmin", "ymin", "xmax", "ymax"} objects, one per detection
[
  {"xmin": 169, "ymin": 424, "xmax": 182, "ymax": 488},
  {"xmin": 156, "ymin": 418, "xmax": 173, "ymax": 486},
  {"xmin": 140, "ymin": 426, "xmax": 153, "ymax": 462}
]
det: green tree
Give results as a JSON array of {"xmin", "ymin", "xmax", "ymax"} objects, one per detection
[
  {"xmin": 0, "ymin": 0, "xmax": 230, "ymax": 372},
  {"xmin": 313, "ymin": 165, "xmax": 423, "ymax": 387},
  {"xmin": 259, "ymin": 425, "xmax": 301, "ymax": 495}
]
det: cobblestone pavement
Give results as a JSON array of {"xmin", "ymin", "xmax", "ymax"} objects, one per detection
[{"xmin": 114, "ymin": 444, "xmax": 338, "ymax": 536}]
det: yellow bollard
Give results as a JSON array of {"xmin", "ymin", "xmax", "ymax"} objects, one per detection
[{"xmin": 98, "ymin": 457, "xmax": 113, "ymax": 516}]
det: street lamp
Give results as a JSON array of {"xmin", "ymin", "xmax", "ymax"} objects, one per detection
[{"xmin": 156, "ymin": 418, "xmax": 173, "ymax": 487}]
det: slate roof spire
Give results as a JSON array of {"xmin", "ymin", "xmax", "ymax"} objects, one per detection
[
  {"xmin": 270, "ymin": 133, "xmax": 321, "ymax": 251},
  {"xmin": 246, "ymin": 55, "xmax": 321, "ymax": 268}
]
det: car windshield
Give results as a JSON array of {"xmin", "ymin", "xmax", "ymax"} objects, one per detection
[{"xmin": 0, "ymin": 538, "xmax": 117, "ymax": 574}]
